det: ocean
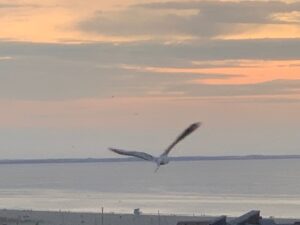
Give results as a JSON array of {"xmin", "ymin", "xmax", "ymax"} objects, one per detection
[{"xmin": 0, "ymin": 159, "xmax": 299, "ymax": 218}]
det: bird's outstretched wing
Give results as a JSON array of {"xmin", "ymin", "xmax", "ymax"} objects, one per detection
[
  {"xmin": 109, "ymin": 148, "xmax": 155, "ymax": 161},
  {"xmin": 162, "ymin": 122, "xmax": 201, "ymax": 156}
]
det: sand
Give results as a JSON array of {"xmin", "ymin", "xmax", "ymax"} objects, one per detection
[
  {"xmin": 0, "ymin": 209, "xmax": 214, "ymax": 225},
  {"xmin": 0, "ymin": 209, "xmax": 299, "ymax": 225}
]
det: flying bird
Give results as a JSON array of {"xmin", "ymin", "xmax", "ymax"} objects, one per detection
[{"xmin": 109, "ymin": 122, "xmax": 201, "ymax": 172}]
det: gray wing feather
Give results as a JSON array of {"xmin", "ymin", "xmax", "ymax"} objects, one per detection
[
  {"xmin": 162, "ymin": 122, "xmax": 201, "ymax": 156},
  {"xmin": 109, "ymin": 148, "xmax": 155, "ymax": 161}
]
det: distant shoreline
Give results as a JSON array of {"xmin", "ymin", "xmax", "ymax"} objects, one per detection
[{"xmin": 0, "ymin": 155, "xmax": 300, "ymax": 165}]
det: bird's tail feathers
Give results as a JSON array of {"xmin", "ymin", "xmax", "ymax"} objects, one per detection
[{"xmin": 154, "ymin": 164, "xmax": 160, "ymax": 173}]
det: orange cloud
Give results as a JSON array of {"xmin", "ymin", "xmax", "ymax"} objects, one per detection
[
  {"xmin": 0, "ymin": 0, "xmax": 141, "ymax": 43},
  {"xmin": 218, "ymin": 24, "xmax": 300, "ymax": 40},
  {"xmin": 193, "ymin": 60, "xmax": 300, "ymax": 84},
  {"xmin": 122, "ymin": 60, "xmax": 300, "ymax": 85},
  {"xmin": 0, "ymin": 56, "xmax": 13, "ymax": 60}
]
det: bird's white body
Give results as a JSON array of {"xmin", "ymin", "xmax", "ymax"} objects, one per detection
[
  {"xmin": 109, "ymin": 122, "xmax": 201, "ymax": 172},
  {"xmin": 154, "ymin": 154, "xmax": 170, "ymax": 171},
  {"xmin": 156, "ymin": 154, "xmax": 169, "ymax": 165}
]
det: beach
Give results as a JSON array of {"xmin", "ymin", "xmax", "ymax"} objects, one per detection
[
  {"xmin": 0, "ymin": 209, "xmax": 299, "ymax": 225},
  {"xmin": 0, "ymin": 209, "xmax": 214, "ymax": 225}
]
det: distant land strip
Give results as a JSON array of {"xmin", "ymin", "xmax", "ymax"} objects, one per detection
[{"xmin": 0, "ymin": 155, "xmax": 300, "ymax": 165}]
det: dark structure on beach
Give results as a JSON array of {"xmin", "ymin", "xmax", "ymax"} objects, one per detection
[{"xmin": 177, "ymin": 211, "xmax": 299, "ymax": 225}]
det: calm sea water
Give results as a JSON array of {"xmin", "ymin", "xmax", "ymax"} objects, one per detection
[{"xmin": 0, "ymin": 159, "xmax": 299, "ymax": 218}]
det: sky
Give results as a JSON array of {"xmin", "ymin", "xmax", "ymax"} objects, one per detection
[{"xmin": 0, "ymin": 0, "xmax": 299, "ymax": 159}]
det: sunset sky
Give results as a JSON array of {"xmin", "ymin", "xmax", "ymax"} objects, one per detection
[{"xmin": 0, "ymin": 0, "xmax": 299, "ymax": 159}]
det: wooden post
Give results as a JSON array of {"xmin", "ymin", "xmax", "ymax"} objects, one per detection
[
  {"xmin": 158, "ymin": 210, "xmax": 160, "ymax": 225},
  {"xmin": 101, "ymin": 207, "xmax": 104, "ymax": 225}
]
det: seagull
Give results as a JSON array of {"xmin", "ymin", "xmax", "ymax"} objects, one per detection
[{"xmin": 109, "ymin": 122, "xmax": 201, "ymax": 172}]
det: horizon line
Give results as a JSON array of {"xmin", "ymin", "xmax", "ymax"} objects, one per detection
[{"xmin": 0, "ymin": 154, "xmax": 300, "ymax": 165}]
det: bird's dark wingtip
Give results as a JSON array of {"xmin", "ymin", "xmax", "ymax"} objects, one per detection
[{"xmin": 192, "ymin": 122, "xmax": 202, "ymax": 129}]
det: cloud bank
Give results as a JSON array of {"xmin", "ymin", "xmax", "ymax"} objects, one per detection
[{"xmin": 79, "ymin": 1, "xmax": 300, "ymax": 39}]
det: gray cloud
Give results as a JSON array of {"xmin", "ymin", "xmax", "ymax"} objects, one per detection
[
  {"xmin": 2, "ymin": 38, "xmax": 300, "ymax": 64},
  {"xmin": 79, "ymin": 9, "xmax": 239, "ymax": 37},
  {"xmin": 0, "ymin": 40, "xmax": 300, "ymax": 100},
  {"xmin": 0, "ymin": 53, "xmax": 233, "ymax": 100},
  {"xmin": 135, "ymin": 1, "xmax": 300, "ymax": 22},
  {"xmin": 78, "ymin": 1, "xmax": 300, "ymax": 38}
]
